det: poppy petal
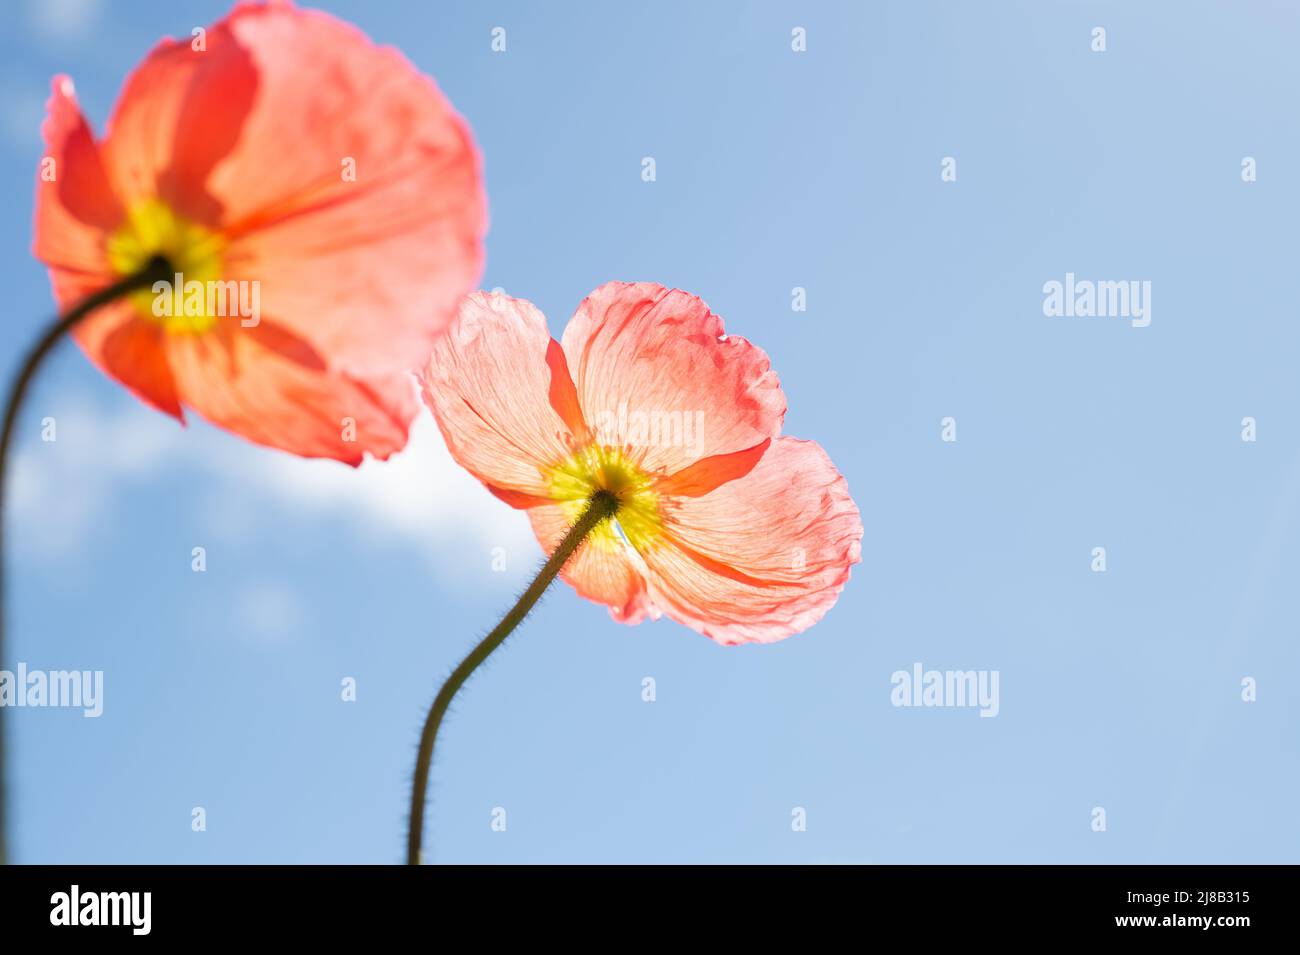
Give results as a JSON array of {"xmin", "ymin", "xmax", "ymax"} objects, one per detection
[
  {"xmin": 528, "ymin": 503, "xmax": 656, "ymax": 625},
  {"xmin": 560, "ymin": 282, "xmax": 786, "ymax": 477},
  {"xmin": 166, "ymin": 322, "xmax": 415, "ymax": 464},
  {"xmin": 641, "ymin": 437, "xmax": 862, "ymax": 645},
  {"xmin": 36, "ymin": 267, "xmax": 183, "ymax": 423},
  {"xmin": 421, "ymin": 292, "xmax": 584, "ymax": 505},
  {"xmin": 99, "ymin": 316, "xmax": 184, "ymax": 419},
  {"xmin": 98, "ymin": 36, "xmax": 212, "ymax": 213},
  {"xmin": 33, "ymin": 75, "xmax": 122, "ymax": 274},
  {"xmin": 210, "ymin": 3, "xmax": 485, "ymax": 377}
]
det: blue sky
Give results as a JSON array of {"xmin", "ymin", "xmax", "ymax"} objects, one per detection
[{"xmin": 2, "ymin": 0, "xmax": 1298, "ymax": 863}]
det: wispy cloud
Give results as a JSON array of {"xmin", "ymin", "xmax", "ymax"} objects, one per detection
[
  {"xmin": 10, "ymin": 391, "xmax": 536, "ymax": 580},
  {"xmin": 25, "ymin": 0, "xmax": 103, "ymax": 46},
  {"xmin": 234, "ymin": 580, "xmax": 305, "ymax": 645}
]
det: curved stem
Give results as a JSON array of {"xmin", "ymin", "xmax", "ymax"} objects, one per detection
[
  {"xmin": 0, "ymin": 257, "xmax": 171, "ymax": 865},
  {"xmin": 407, "ymin": 490, "xmax": 619, "ymax": 865}
]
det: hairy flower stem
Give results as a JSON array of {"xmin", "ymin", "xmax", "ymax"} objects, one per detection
[
  {"xmin": 0, "ymin": 255, "xmax": 171, "ymax": 865},
  {"xmin": 407, "ymin": 490, "xmax": 619, "ymax": 865}
]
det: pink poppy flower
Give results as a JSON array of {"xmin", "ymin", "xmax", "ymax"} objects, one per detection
[
  {"xmin": 420, "ymin": 282, "xmax": 863, "ymax": 644},
  {"xmin": 32, "ymin": 0, "xmax": 485, "ymax": 463}
]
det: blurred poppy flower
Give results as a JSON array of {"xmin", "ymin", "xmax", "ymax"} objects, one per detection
[
  {"xmin": 33, "ymin": 0, "xmax": 485, "ymax": 462},
  {"xmin": 420, "ymin": 282, "xmax": 863, "ymax": 644}
]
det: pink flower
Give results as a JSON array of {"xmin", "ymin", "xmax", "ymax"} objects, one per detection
[
  {"xmin": 420, "ymin": 282, "xmax": 863, "ymax": 644},
  {"xmin": 33, "ymin": 0, "xmax": 485, "ymax": 463}
]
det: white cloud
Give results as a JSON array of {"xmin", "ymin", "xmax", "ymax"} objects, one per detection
[
  {"xmin": 242, "ymin": 413, "xmax": 529, "ymax": 553},
  {"xmin": 26, "ymin": 0, "xmax": 102, "ymax": 46},
  {"xmin": 234, "ymin": 581, "xmax": 304, "ymax": 645},
  {"xmin": 10, "ymin": 395, "xmax": 536, "ymax": 580},
  {"xmin": 8, "ymin": 395, "xmax": 174, "ymax": 558}
]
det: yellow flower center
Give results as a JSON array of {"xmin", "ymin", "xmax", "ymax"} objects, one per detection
[
  {"xmin": 106, "ymin": 199, "xmax": 227, "ymax": 334},
  {"xmin": 550, "ymin": 444, "xmax": 663, "ymax": 553}
]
